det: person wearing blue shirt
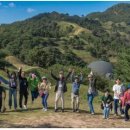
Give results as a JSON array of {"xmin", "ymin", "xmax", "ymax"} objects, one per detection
[{"xmin": 71, "ymin": 70, "xmax": 83, "ymax": 112}]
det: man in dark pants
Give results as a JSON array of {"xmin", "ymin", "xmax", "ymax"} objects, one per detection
[
  {"xmin": 122, "ymin": 84, "xmax": 130, "ymax": 121},
  {"xmin": 18, "ymin": 67, "xmax": 28, "ymax": 110}
]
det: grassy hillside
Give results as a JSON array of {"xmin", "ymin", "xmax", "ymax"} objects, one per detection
[{"xmin": 1, "ymin": 3, "xmax": 130, "ymax": 83}]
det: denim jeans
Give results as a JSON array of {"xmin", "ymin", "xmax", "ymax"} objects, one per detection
[
  {"xmin": 125, "ymin": 104, "xmax": 130, "ymax": 120},
  {"xmin": 9, "ymin": 89, "xmax": 17, "ymax": 109},
  {"xmin": 31, "ymin": 91, "xmax": 39, "ymax": 102},
  {"xmin": 87, "ymin": 94, "xmax": 94, "ymax": 113},
  {"xmin": 120, "ymin": 103, "xmax": 124, "ymax": 115},
  {"xmin": 42, "ymin": 93, "xmax": 49, "ymax": 109},
  {"xmin": 103, "ymin": 107, "xmax": 110, "ymax": 119},
  {"xmin": 114, "ymin": 99, "xmax": 119, "ymax": 114}
]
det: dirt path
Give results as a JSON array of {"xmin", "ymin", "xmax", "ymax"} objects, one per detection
[{"xmin": 0, "ymin": 111, "xmax": 129, "ymax": 128}]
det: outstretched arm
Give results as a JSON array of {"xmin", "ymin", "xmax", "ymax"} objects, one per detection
[
  {"xmin": 51, "ymin": 70, "xmax": 58, "ymax": 80},
  {"xmin": 79, "ymin": 72, "xmax": 83, "ymax": 84},
  {"xmin": 18, "ymin": 67, "xmax": 22, "ymax": 79},
  {"xmin": 65, "ymin": 68, "xmax": 72, "ymax": 81},
  {"xmin": 70, "ymin": 69, "xmax": 75, "ymax": 82},
  {"xmin": 5, "ymin": 68, "xmax": 11, "ymax": 78}
]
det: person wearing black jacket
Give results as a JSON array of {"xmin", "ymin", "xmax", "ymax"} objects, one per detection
[
  {"xmin": 51, "ymin": 69, "xmax": 72, "ymax": 112},
  {"xmin": 18, "ymin": 67, "xmax": 28, "ymax": 110}
]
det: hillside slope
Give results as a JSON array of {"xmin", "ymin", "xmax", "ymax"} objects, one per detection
[{"xmin": 1, "ymin": 3, "xmax": 130, "ymax": 82}]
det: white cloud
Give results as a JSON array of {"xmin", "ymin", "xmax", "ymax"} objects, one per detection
[
  {"xmin": 8, "ymin": 2, "xmax": 15, "ymax": 8},
  {"xmin": 27, "ymin": 8, "xmax": 35, "ymax": 13}
]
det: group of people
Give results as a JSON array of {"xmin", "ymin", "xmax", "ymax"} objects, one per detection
[
  {"xmin": 0, "ymin": 67, "xmax": 130, "ymax": 122},
  {"xmin": 101, "ymin": 78, "xmax": 130, "ymax": 121}
]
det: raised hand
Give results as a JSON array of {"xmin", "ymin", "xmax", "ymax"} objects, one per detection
[{"xmin": 68, "ymin": 68, "xmax": 73, "ymax": 73}]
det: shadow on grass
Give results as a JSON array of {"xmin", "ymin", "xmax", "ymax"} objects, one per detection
[
  {"xmin": 0, "ymin": 120, "xmax": 71, "ymax": 128},
  {"xmin": 2, "ymin": 106, "xmax": 102, "ymax": 116}
]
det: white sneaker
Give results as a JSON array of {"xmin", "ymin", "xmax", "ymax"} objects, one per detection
[
  {"xmin": 103, "ymin": 116, "xmax": 106, "ymax": 119},
  {"xmin": 44, "ymin": 109, "xmax": 47, "ymax": 112},
  {"xmin": 121, "ymin": 114, "xmax": 124, "ymax": 117},
  {"xmin": 23, "ymin": 105, "xmax": 27, "ymax": 110}
]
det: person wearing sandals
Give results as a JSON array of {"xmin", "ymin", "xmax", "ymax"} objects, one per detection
[{"xmin": 38, "ymin": 76, "xmax": 51, "ymax": 112}]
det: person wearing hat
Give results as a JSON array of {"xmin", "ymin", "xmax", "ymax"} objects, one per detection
[
  {"xmin": 28, "ymin": 72, "xmax": 40, "ymax": 104},
  {"xmin": 122, "ymin": 84, "xmax": 130, "ymax": 121},
  {"xmin": 87, "ymin": 73, "xmax": 97, "ymax": 115},
  {"xmin": 38, "ymin": 76, "xmax": 51, "ymax": 112},
  {"xmin": 0, "ymin": 80, "xmax": 6, "ymax": 113},
  {"xmin": 51, "ymin": 68, "xmax": 72, "ymax": 112},
  {"xmin": 71, "ymin": 70, "xmax": 83, "ymax": 112}
]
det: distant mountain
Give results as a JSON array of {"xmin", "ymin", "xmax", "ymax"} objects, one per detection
[
  {"xmin": 87, "ymin": 3, "xmax": 130, "ymax": 24},
  {"xmin": 0, "ymin": 3, "xmax": 130, "ymax": 70}
]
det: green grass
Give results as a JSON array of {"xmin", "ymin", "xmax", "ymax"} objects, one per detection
[
  {"xmin": 1, "ymin": 56, "xmax": 130, "ymax": 128},
  {"xmin": 1, "ymin": 83, "xmax": 130, "ymax": 128},
  {"xmin": 58, "ymin": 21, "xmax": 91, "ymax": 36},
  {"xmin": 0, "ymin": 83, "xmax": 102, "ymax": 123},
  {"xmin": 72, "ymin": 49, "xmax": 97, "ymax": 63}
]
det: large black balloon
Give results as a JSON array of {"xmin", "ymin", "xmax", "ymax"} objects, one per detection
[{"xmin": 88, "ymin": 61, "xmax": 113, "ymax": 76}]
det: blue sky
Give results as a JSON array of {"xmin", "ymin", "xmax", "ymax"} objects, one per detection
[{"xmin": 0, "ymin": 1, "xmax": 129, "ymax": 24}]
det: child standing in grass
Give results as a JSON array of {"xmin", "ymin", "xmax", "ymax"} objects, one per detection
[
  {"xmin": 0, "ymin": 80, "xmax": 6, "ymax": 113},
  {"xmin": 101, "ymin": 89, "xmax": 113, "ymax": 119},
  {"xmin": 38, "ymin": 76, "xmax": 51, "ymax": 112}
]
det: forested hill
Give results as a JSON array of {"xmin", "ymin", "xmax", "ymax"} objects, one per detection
[
  {"xmin": 87, "ymin": 3, "xmax": 130, "ymax": 23},
  {"xmin": 1, "ymin": 3, "xmax": 130, "ymax": 81}
]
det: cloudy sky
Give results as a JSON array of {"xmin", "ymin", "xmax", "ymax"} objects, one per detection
[{"xmin": 0, "ymin": 1, "xmax": 129, "ymax": 24}]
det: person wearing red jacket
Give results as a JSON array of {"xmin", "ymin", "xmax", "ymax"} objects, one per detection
[{"xmin": 122, "ymin": 84, "xmax": 130, "ymax": 121}]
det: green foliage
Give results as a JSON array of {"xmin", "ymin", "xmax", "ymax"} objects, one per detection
[
  {"xmin": 95, "ymin": 75, "xmax": 112, "ymax": 92},
  {"xmin": 114, "ymin": 48, "xmax": 130, "ymax": 83},
  {"xmin": 1, "ymin": 5, "xmax": 130, "ymax": 85},
  {"xmin": 0, "ymin": 50, "xmax": 10, "ymax": 68}
]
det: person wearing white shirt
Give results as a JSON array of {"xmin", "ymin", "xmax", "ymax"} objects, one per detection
[{"xmin": 113, "ymin": 78, "xmax": 122, "ymax": 116}]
